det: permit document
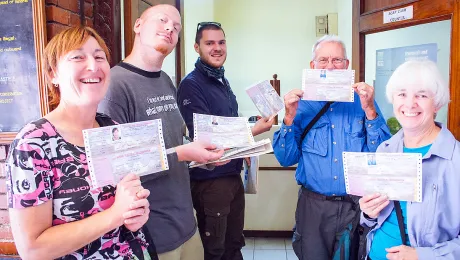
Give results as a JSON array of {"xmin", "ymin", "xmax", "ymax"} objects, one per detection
[
  {"xmin": 83, "ymin": 119, "xmax": 169, "ymax": 188},
  {"xmin": 189, "ymin": 138, "xmax": 273, "ymax": 168},
  {"xmin": 193, "ymin": 113, "xmax": 255, "ymax": 148},
  {"xmin": 246, "ymin": 80, "xmax": 284, "ymax": 119},
  {"xmin": 343, "ymin": 152, "xmax": 422, "ymax": 202},
  {"xmin": 302, "ymin": 69, "xmax": 355, "ymax": 102}
]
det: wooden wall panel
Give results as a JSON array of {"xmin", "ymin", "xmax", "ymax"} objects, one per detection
[
  {"xmin": 360, "ymin": 1, "xmax": 453, "ymax": 33},
  {"xmin": 363, "ymin": 0, "xmax": 418, "ymax": 15}
]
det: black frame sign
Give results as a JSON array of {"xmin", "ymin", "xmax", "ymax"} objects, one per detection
[{"xmin": 0, "ymin": 0, "xmax": 47, "ymax": 143}]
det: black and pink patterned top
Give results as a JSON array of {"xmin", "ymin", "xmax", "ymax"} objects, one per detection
[{"xmin": 6, "ymin": 115, "xmax": 149, "ymax": 260}]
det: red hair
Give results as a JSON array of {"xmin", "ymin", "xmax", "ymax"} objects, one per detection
[{"xmin": 43, "ymin": 27, "xmax": 110, "ymax": 109}]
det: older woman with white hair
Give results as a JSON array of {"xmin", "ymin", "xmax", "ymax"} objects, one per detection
[{"xmin": 359, "ymin": 60, "xmax": 460, "ymax": 260}]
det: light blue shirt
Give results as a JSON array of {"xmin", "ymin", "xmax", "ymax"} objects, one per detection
[
  {"xmin": 369, "ymin": 145, "xmax": 431, "ymax": 260},
  {"xmin": 273, "ymin": 93, "xmax": 391, "ymax": 195},
  {"xmin": 362, "ymin": 123, "xmax": 460, "ymax": 260}
]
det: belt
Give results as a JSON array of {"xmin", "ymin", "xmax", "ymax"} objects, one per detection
[{"xmin": 301, "ymin": 186, "xmax": 357, "ymax": 204}]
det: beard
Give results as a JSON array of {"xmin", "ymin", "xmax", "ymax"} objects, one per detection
[
  {"xmin": 140, "ymin": 34, "xmax": 174, "ymax": 55},
  {"xmin": 153, "ymin": 41, "xmax": 175, "ymax": 55},
  {"xmin": 201, "ymin": 54, "xmax": 226, "ymax": 68},
  {"xmin": 154, "ymin": 44, "xmax": 170, "ymax": 55}
]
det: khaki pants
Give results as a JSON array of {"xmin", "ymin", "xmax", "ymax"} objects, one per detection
[{"xmin": 158, "ymin": 229, "xmax": 204, "ymax": 260}]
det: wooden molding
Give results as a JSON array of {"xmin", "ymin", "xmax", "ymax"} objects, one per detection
[
  {"xmin": 123, "ymin": 0, "xmax": 134, "ymax": 57},
  {"xmin": 175, "ymin": 0, "xmax": 182, "ymax": 87},
  {"xmin": 34, "ymin": 0, "xmax": 49, "ymax": 118},
  {"xmin": 259, "ymin": 167, "xmax": 296, "ymax": 171},
  {"xmin": 449, "ymin": 0, "xmax": 460, "ymax": 138}
]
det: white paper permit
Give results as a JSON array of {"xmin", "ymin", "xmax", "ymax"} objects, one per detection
[
  {"xmin": 83, "ymin": 119, "xmax": 169, "ymax": 189},
  {"xmin": 189, "ymin": 138, "xmax": 273, "ymax": 168},
  {"xmin": 342, "ymin": 152, "xmax": 422, "ymax": 202},
  {"xmin": 245, "ymin": 80, "xmax": 284, "ymax": 120},
  {"xmin": 302, "ymin": 69, "xmax": 355, "ymax": 102},
  {"xmin": 193, "ymin": 113, "xmax": 255, "ymax": 148}
]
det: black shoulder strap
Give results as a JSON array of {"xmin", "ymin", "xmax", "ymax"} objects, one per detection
[
  {"xmin": 300, "ymin": 101, "xmax": 334, "ymax": 143},
  {"xmin": 142, "ymin": 226, "xmax": 159, "ymax": 259},
  {"xmin": 394, "ymin": 201, "xmax": 407, "ymax": 245},
  {"xmin": 95, "ymin": 113, "xmax": 116, "ymax": 127}
]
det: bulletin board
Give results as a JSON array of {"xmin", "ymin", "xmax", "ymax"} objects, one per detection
[{"xmin": 0, "ymin": 0, "xmax": 48, "ymax": 143}]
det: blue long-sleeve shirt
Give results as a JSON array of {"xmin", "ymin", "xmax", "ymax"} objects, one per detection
[
  {"xmin": 273, "ymin": 93, "xmax": 391, "ymax": 195},
  {"xmin": 361, "ymin": 123, "xmax": 460, "ymax": 260}
]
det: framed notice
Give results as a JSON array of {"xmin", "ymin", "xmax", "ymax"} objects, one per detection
[{"xmin": 0, "ymin": 0, "xmax": 48, "ymax": 143}]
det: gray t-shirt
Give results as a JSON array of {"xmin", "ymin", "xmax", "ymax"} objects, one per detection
[{"xmin": 98, "ymin": 62, "xmax": 196, "ymax": 253}]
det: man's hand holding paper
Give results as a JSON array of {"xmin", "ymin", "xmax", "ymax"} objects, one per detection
[
  {"xmin": 190, "ymin": 113, "xmax": 273, "ymax": 167},
  {"xmin": 282, "ymin": 89, "xmax": 304, "ymax": 126},
  {"xmin": 176, "ymin": 140, "xmax": 225, "ymax": 163},
  {"xmin": 246, "ymin": 80, "xmax": 284, "ymax": 120},
  {"xmin": 352, "ymin": 82, "xmax": 377, "ymax": 120}
]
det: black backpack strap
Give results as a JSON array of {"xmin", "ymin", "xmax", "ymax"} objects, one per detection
[
  {"xmin": 119, "ymin": 225, "xmax": 145, "ymax": 260},
  {"xmin": 142, "ymin": 226, "xmax": 159, "ymax": 259},
  {"xmin": 300, "ymin": 101, "xmax": 334, "ymax": 143},
  {"xmin": 95, "ymin": 113, "xmax": 116, "ymax": 127},
  {"xmin": 394, "ymin": 201, "xmax": 407, "ymax": 245}
]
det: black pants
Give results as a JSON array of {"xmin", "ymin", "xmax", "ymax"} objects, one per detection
[
  {"xmin": 293, "ymin": 187, "xmax": 361, "ymax": 260},
  {"xmin": 191, "ymin": 174, "xmax": 245, "ymax": 260}
]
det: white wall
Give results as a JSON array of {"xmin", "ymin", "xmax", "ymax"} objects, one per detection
[
  {"xmin": 337, "ymin": 0, "xmax": 353, "ymax": 66},
  {"xmin": 213, "ymin": 0, "xmax": 343, "ymax": 119},
  {"xmin": 183, "ymin": 0, "xmax": 215, "ymax": 75},
  {"xmin": 244, "ymin": 127, "xmax": 298, "ymax": 231}
]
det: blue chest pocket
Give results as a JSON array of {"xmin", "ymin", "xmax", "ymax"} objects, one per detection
[
  {"xmin": 302, "ymin": 119, "xmax": 329, "ymax": 157},
  {"xmin": 346, "ymin": 116, "xmax": 365, "ymax": 151}
]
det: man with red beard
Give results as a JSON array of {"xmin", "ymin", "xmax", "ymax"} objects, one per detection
[
  {"xmin": 99, "ymin": 5, "xmax": 224, "ymax": 260},
  {"xmin": 177, "ymin": 23, "xmax": 273, "ymax": 260}
]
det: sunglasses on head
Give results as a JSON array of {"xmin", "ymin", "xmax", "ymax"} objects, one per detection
[{"xmin": 196, "ymin": 22, "xmax": 222, "ymax": 32}]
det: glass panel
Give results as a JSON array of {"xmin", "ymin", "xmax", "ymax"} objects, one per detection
[{"xmin": 365, "ymin": 20, "xmax": 451, "ymax": 132}]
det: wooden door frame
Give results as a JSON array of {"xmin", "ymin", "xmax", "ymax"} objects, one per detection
[
  {"xmin": 123, "ymin": 0, "xmax": 183, "ymax": 87},
  {"xmin": 352, "ymin": 0, "xmax": 460, "ymax": 139}
]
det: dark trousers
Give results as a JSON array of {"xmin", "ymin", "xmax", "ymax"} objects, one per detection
[
  {"xmin": 293, "ymin": 187, "xmax": 361, "ymax": 260},
  {"xmin": 191, "ymin": 174, "xmax": 245, "ymax": 260}
]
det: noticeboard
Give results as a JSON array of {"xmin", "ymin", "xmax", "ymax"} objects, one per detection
[{"xmin": 0, "ymin": 0, "xmax": 47, "ymax": 143}]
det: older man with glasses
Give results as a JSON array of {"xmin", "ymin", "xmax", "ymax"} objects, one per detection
[
  {"xmin": 273, "ymin": 35, "xmax": 391, "ymax": 260},
  {"xmin": 177, "ymin": 22, "xmax": 273, "ymax": 260}
]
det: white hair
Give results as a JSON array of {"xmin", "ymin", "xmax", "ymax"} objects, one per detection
[
  {"xmin": 311, "ymin": 35, "xmax": 347, "ymax": 60},
  {"xmin": 385, "ymin": 60, "xmax": 450, "ymax": 109}
]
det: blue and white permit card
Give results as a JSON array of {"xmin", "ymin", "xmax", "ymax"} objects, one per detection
[{"xmin": 302, "ymin": 69, "xmax": 355, "ymax": 102}]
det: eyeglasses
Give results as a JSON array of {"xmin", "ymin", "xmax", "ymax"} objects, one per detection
[
  {"xmin": 315, "ymin": 57, "xmax": 347, "ymax": 65},
  {"xmin": 196, "ymin": 22, "xmax": 222, "ymax": 32}
]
